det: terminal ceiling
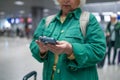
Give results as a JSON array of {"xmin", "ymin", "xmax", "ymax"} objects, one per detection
[{"xmin": 0, "ymin": 0, "xmax": 119, "ymax": 17}]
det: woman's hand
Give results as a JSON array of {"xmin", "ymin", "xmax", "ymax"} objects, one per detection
[
  {"xmin": 46, "ymin": 41, "xmax": 73, "ymax": 55},
  {"xmin": 36, "ymin": 40, "xmax": 48, "ymax": 54}
]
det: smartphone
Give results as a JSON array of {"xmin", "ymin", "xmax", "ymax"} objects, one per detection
[{"xmin": 39, "ymin": 36, "xmax": 57, "ymax": 45}]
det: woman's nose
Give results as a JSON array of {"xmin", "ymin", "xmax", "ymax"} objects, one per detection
[{"xmin": 64, "ymin": 0, "xmax": 70, "ymax": 3}]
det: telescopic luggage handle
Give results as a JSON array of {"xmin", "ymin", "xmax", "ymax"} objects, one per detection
[{"xmin": 23, "ymin": 71, "xmax": 37, "ymax": 80}]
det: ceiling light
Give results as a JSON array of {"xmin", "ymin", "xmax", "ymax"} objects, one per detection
[
  {"xmin": 14, "ymin": 1, "xmax": 24, "ymax": 6},
  {"xmin": 92, "ymin": 12, "xmax": 99, "ymax": 16},
  {"xmin": 0, "ymin": 12, "xmax": 5, "ymax": 15},
  {"xmin": 19, "ymin": 10, "xmax": 25, "ymax": 14},
  {"xmin": 117, "ymin": 12, "xmax": 120, "ymax": 15},
  {"xmin": 104, "ymin": 15, "xmax": 111, "ymax": 22},
  {"xmin": 102, "ymin": 12, "xmax": 113, "ymax": 16},
  {"xmin": 43, "ymin": 9, "xmax": 49, "ymax": 13}
]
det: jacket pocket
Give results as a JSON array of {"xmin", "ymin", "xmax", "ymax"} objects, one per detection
[
  {"xmin": 65, "ymin": 28, "xmax": 84, "ymax": 43},
  {"xmin": 43, "ymin": 29, "xmax": 52, "ymax": 36}
]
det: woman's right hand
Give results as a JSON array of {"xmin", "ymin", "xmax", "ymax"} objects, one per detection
[{"xmin": 36, "ymin": 40, "xmax": 48, "ymax": 54}]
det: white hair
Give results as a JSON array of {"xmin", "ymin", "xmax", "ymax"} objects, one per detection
[
  {"xmin": 80, "ymin": 0, "xmax": 86, "ymax": 7},
  {"xmin": 53, "ymin": 0, "xmax": 86, "ymax": 7},
  {"xmin": 110, "ymin": 13, "xmax": 117, "ymax": 18}
]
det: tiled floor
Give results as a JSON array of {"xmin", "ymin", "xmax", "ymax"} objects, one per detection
[{"xmin": 0, "ymin": 37, "xmax": 120, "ymax": 80}]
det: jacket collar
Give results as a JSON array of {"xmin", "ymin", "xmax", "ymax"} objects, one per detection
[{"xmin": 53, "ymin": 8, "xmax": 82, "ymax": 22}]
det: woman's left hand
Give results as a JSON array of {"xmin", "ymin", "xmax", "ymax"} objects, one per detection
[{"xmin": 46, "ymin": 41, "xmax": 73, "ymax": 55}]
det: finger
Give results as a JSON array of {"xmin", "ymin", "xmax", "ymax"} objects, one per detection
[
  {"xmin": 36, "ymin": 40, "xmax": 39, "ymax": 43},
  {"xmin": 46, "ymin": 44, "xmax": 55, "ymax": 48},
  {"xmin": 43, "ymin": 45, "xmax": 47, "ymax": 48},
  {"xmin": 36, "ymin": 40, "xmax": 43, "ymax": 43},
  {"xmin": 36, "ymin": 40, "xmax": 45, "ymax": 47},
  {"xmin": 49, "ymin": 46, "xmax": 60, "ymax": 53}
]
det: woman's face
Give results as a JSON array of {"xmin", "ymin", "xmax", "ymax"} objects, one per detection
[
  {"xmin": 57, "ymin": 0, "xmax": 80, "ymax": 12},
  {"xmin": 111, "ymin": 17, "xmax": 116, "ymax": 23}
]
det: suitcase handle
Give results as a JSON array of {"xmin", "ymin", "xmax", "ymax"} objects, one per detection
[{"xmin": 23, "ymin": 71, "xmax": 37, "ymax": 80}]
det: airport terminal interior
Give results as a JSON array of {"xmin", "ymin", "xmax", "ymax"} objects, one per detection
[{"xmin": 0, "ymin": 0, "xmax": 120, "ymax": 80}]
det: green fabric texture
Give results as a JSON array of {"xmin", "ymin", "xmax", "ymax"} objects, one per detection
[
  {"xmin": 29, "ymin": 8, "xmax": 106, "ymax": 80},
  {"xmin": 114, "ymin": 22, "xmax": 120, "ymax": 48}
]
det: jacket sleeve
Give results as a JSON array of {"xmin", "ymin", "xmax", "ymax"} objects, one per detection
[
  {"xmin": 115, "ymin": 22, "xmax": 120, "ymax": 30},
  {"xmin": 29, "ymin": 18, "xmax": 48, "ymax": 63},
  {"xmin": 66, "ymin": 14, "xmax": 106, "ymax": 69}
]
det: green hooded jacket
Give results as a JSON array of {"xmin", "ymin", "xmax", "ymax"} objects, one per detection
[{"xmin": 30, "ymin": 8, "xmax": 106, "ymax": 80}]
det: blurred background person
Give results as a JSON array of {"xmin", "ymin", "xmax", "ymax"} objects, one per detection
[
  {"xmin": 105, "ymin": 14, "xmax": 120, "ymax": 65},
  {"xmin": 114, "ymin": 18, "xmax": 120, "ymax": 65}
]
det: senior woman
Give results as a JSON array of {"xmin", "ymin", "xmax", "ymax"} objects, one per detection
[{"xmin": 29, "ymin": 0, "xmax": 106, "ymax": 80}]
